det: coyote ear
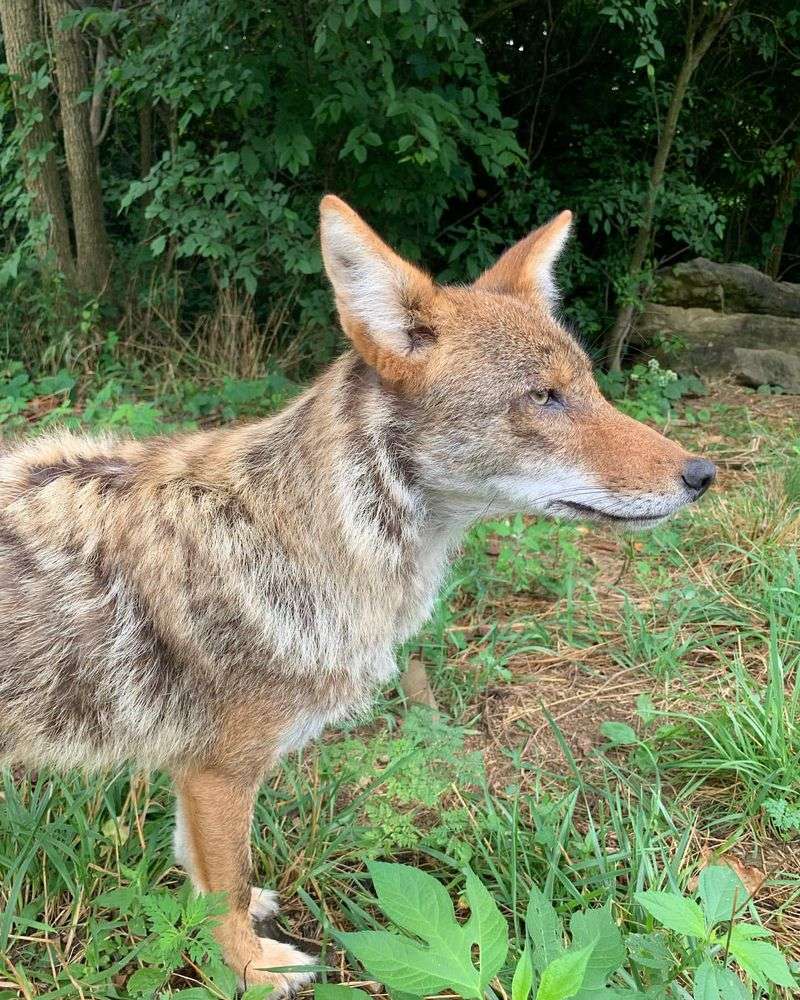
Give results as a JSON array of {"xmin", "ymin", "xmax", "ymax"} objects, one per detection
[
  {"xmin": 320, "ymin": 195, "xmax": 436, "ymax": 379},
  {"xmin": 474, "ymin": 210, "xmax": 572, "ymax": 305}
]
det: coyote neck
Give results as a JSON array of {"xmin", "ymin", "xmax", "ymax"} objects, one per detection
[{"xmin": 235, "ymin": 352, "xmax": 466, "ymax": 647}]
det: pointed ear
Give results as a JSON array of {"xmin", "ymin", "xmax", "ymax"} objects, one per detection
[
  {"xmin": 320, "ymin": 195, "xmax": 436, "ymax": 380},
  {"xmin": 474, "ymin": 210, "xmax": 572, "ymax": 305}
]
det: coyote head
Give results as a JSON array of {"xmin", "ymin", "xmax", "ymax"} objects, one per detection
[{"xmin": 320, "ymin": 196, "xmax": 715, "ymax": 529}]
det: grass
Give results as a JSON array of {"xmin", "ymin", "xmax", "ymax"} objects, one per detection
[{"xmin": 1, "ymin": 372, "xmax": 800, "ymax": 998}]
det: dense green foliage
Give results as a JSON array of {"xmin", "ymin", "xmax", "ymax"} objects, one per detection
[{"xmin": 1, "ymin": 0, "xmax": 798, "ymax": 378}]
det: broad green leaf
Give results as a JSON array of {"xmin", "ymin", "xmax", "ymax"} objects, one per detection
[
  {"xmin": 728, "ymin": 925, "xmax": 798, "ymax": 990},
  {"xmin": 728, "ymin": 922, "xmax": 771, "ymax": 940},
  {"xmin": 341, "ymin": 864, "xmax": 512, "ymax": 999},
  {"xmin": 127, "ymin": 968, "xmax": 166, "ymax": 994},
  {"xmin": 339, "ymin": 929, "xmax": 478, "ymax": 997},
  {"xmin": 709, "ymin": 968, "xmax": 752, "ymax": 1000},
  {"xmin": 526, "ymin": 886, "xmax": 564, "ymax": 973},
  {"xmin": 36, "ymin": 370, "xmax": 75, "ymax": 395},
  {"xmin": 315, "ymin": 987, "xmax": 371, "ymax": 1000},
  {"xmin": 241, "ymin": 146, "xmax": 259, "ymax": 177},
  {"xmin": 570, "ymin": 903, "xmax": 624, "ymax": 994},
  {"xmin": 692, "ymin": 960, "xmax": 752, "ymax": 1000},
  {"xmin": 693, "ymin": 960, "xmax": 721, "ymax": 1000},
  {"xmin": 367, "ymin": 861, "xmax": 456, "ymax": 939},
  {"xmin": 599, "ymin": 721, "xmax": 638, "ymax": 745},
  {"xmin": 698, "ymin": 866, "xmax": 746, "ymax": 926},
  {"xmin": 536, "ymin": 941, "xmax": 596, "ymax": 1000},
  {"xmin": 512, "ymin": 944, "xmax": 534, "ymax": 1000},
  {"xmin": 464, "ymin": 867, "xmax": 509, "ymax": 989},
  {"xmin": 635, "ymin": 891, "xmax": 706, "ymax": 938},
  {"xmin": 625, "ymin": 932, "xmax": 673, "ymax": 971}
]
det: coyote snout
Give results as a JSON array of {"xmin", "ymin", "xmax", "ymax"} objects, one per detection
[{"xmin": 0, "ymin": 195, "xmax": 717, "ymax": 993}]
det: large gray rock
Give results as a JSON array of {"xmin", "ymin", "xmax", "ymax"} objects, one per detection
[
  {"xmin": 638, "ymin": 305, "xmax": 800, "ymax": 379},
  {"xmin": 731, "ymin": 348, "xmax": 800, "ymax": 394},
  {"xmin": 653, "ymin": 258, "xmax": 800, "ymax": 318}
]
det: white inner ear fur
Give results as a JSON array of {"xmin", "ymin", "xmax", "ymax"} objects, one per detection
[
  {"xmin": 322, "ymin": 213, "xmax": 411, "ymax": 355},
  {"xmin": 531, "ymin": 216, "xmax": 571, "ymax": 304}
]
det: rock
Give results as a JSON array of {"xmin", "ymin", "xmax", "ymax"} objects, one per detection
[
  {"xmin": 731, "ymin": 348, "xmax": 800, "ymax": 393},
  {"xmin": 638, "ymin": 305, "xmax": 800, "ymax": 377},
  {"xmin": 653, "ymin": 258, "xmax": 800, "ymax": 318}
]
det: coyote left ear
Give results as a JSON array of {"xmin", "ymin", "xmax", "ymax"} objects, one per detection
[
  {"xmin": 320, "ymin": 195, "xmax": 436, "ymax": 382},
  {"xmin": 474, "ymin": 210, "xmax": 572, "ymax": 305}
]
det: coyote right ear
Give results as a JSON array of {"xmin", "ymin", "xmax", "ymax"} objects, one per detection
[
  {"xmin": 474, "ymin": 210, "xmax": 572, "ymax": 306},
  {"xmin": 319, "ymin": 195, "xmax": 437, "ymax": 383}
]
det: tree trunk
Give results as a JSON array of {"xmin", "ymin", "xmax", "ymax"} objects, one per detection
[
  {"xmin": 765, "ymin": 139, "xmax": 800, "ymax": 280},
  {"xmin": 0, "ymin": 0, "xmax": 75, "ymax": 280},
  {"xmin": 604, "ymin": 4, "xmax": 738, "ymax": 371},
  {"xmin": 46, "ymin": 0, "xmax": 111, "ymax": 296}
]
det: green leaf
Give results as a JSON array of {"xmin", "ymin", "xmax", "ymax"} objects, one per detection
[
  {"xmin": 525, "ymin": 887, "xmax": 564, "ymax": 973},
  {"xmin": 693, "ymin": 961, "xmax": 752, "ymax": 1000},
  {"xmin": 599, "ymin": 722, "xmax": 638, "ymax": 746},
  {"xmin": 36, "ymin": 370, "xmax": 75, "ymax": 396},
  {"xmin": 728, "ymin": 925, "xmax": 798, "ymax": 990},
  {"xmin": 150, "ymin": 234, "xmax": 166, "ymax": 257},
  {"xmin": 340, "ymin": 864, "xmax": 510, "ymax": 999},
  {"xmin": 127, "ymin": 967, "xmax": 166, "ymax": 994},
  {"xmin": 512, "ymin": 944, "xmax": 534, "ymax": 1000},
  {"xmin": 339, "ymin": 930, "xmax": 477, "ymax": 998},
  {"xmin": 536, "ymin": 941, "xmax": 596, "ymax": 1000},
  {"xmin": 708, "ymin": 968, "xmax": 752, "ymax": 1000},
  {"xmin": 569, "ymin": 904, "xmax": 624, "ymax": 994},
  {"xmin": 625, "ymin": 932, "xmax": 672, "ymax": 971},
  {"xmin": 464, "ymin": 867, "xmax": 509, "ymax": 989},
  {"xmin": 367, "ymin": 861, "xmax": 456, "ymax": 940},
  {"xmin": 241, "ymin": 146, "xmax": 259, "ymax": 177},
  {"xmin": 698, "ymin": 866, "xmax": 746, "ymax": 927},
  {"xmin": 315, "ymin": 987, "xmax": 371, "ymax": 1000},
  {"xmin": 693, "ymin": 960, "xmax": 721, "ymax": 1000},
  {"xmin": 367, "ymin": 0, "xmax": 381, "ymax": 14},
  {"xmin": 635, "ymin": 891, "xmax": 706, "ymax": 938}
]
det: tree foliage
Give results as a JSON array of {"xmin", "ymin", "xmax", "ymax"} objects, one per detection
[{"xmin": 0, "ymin": 0, "xmax": 798, "ymax": 374}]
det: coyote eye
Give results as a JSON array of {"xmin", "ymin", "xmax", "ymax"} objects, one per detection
[{"xmin": 529, "ymin": 388, "xmax": 552, "ymax": 406}]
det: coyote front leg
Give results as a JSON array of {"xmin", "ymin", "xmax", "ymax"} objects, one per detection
[{"xmin": 173, "ymin": 770, "xmax": 315, "ymax": 995}]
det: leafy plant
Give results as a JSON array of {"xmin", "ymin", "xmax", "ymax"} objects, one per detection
[
  {"xmin": 321, "ymin": 708, "xmax": 484, "ymax": 854},
  {"xmin": 337, "ymin": 862, "xmax": 796, "ymax": 1000},
  {"xmin": 339, "ymin": 862, "xmax": 509, "ymax": 999},
  {"xmin": 597, "ymin": 359, "xmax": 706, "ymax": 423},
  {"xmin": 636, "ymin": 864, "xmax": 798, "ymax": 996}
]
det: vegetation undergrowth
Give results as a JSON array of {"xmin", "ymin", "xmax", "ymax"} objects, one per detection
[{"xmin": 1, "ymin": 366, "xmax": 800, "ymax": 998}]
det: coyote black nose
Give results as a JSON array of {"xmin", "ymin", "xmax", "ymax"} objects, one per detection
[{"xmin": 682, "ymin": 458, "xmax": 716, "ymax": 497}]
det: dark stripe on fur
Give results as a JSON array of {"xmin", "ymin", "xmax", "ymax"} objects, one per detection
[{"xmin": 28, "ymin": 457, "xmax": 136, "ymax": 494}]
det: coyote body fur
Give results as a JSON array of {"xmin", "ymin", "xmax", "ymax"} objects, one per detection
[
  {"xmin": 0, "ymin": 196, "xmax": 715, "ymax": 993},
  {"xmin": 0, "ymin": 353, "xmax": 448, "ymax": 774}
]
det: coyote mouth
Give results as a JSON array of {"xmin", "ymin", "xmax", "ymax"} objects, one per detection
[{"xmin": 555, "ymin": 500, "xmax": 670, "ymax": 524}]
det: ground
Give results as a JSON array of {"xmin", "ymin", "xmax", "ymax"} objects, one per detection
[{"xmin": 1, "ymin": 380, "xmax": 799, "ymax": 998}]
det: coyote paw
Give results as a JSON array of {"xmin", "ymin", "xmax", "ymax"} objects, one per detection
[
  {"xmin": 249, "ymin": 886, "xmax": 280, "ymax": 922},
  {"xmin": 240, "ymin": 937, "xmax": 316, "ymax": 996}
]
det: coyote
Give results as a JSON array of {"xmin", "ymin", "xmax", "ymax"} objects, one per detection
[{"xmin": 0, "ymin": 196, "xmax": 715, "ymax": 993}]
